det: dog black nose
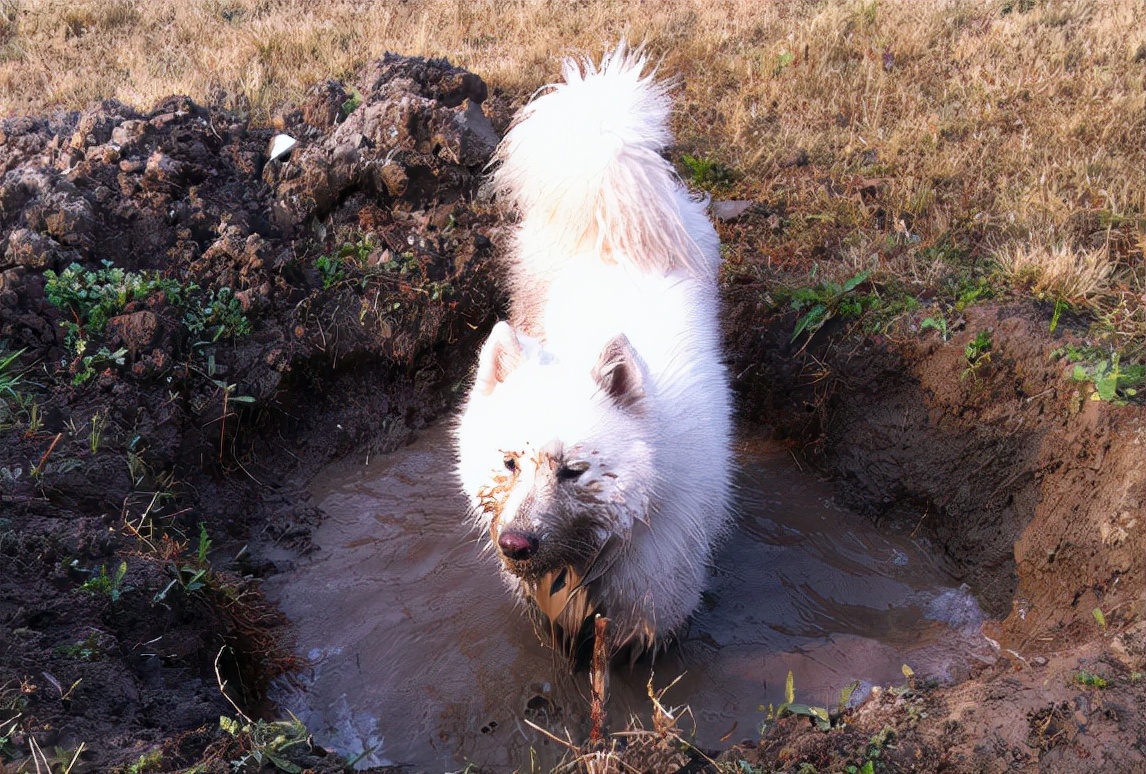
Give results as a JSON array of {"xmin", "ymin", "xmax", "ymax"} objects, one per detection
[{"xmin": 498, "ymin": 530, "xmax": 539, "ymax": 561}]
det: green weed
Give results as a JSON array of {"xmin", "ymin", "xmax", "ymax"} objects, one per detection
[
  {"xmin": 315, "ymin": 253, "xmax": 346, "ymax": 290},
  {"xmin": 1074, "ymin": 670, "xmax": 1109, "ymax": 689},
  {"xmin": 88, "ymin": 410, "xmax": 108, "ymax": 454},
  {"xmin": 185, "ymin": 286, "xmax": 251, "ymax": 342},
  {"xmin": 789, "ymin": 269, "xmax": 872, "ymax": 341},
  {"xmin": 770, "ymin": 670, "xmax": 836, "ymax": 732},
  {"xmin": 122, "ymin": 750, "xmax": 164, "ymax": 774},
  {"xmin": 44, "ymin": 261, "xmax": 183, "ymax": 354},
  {"xmin": 80, "ymin": 561, "xmax": 129, "ymax": 602},
  {"xmin": 961, "ymin": 330, "xmax": 993, "ymax": 379},
  {"xmin": 0, "ymin": 347, "xmax": 33, "ymax": 426},
  {"xmin": 920, "ymin": 314, "xmax": 950, "ymax": 341},
  {"xmin": 1, "ymin": 716, "xmax": 22, "ymax": 762},
  {"xmin": 220, "ymin": 713, "xmax": 311, "ymax": 773},
  {"xmin": 340, "ymin": 89, "xmax": 362, "ymax": 118},
  {"xmin": 680, "ymin": 153, "xmax": 734, "ymax": 190},
  {"xmin": 154, "ymin": 523, "xmax": 213, "ymax": 602},
  {"xmin": 1071, "ymin": 352, "xmax": 1144, "ymax": 406},
  {"xmin": 773, "ymin": 50, "xmax": 796, "ymax": 75},
  {"xmin": 56, "ymin": 632, "xmax": 103, "ymax": 662}
]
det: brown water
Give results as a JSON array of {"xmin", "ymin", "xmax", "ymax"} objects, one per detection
[{"xmin": 264, "ymin": 426, "xmax": 993, "ymax": 771}]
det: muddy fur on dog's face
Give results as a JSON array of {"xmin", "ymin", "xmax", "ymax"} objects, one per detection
[{"xmin": 456, "ymin": 323, "xmax": 658, "ymax": 639}]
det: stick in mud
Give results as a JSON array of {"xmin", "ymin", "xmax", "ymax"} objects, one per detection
[{"xmin": 589, "ymin": 614, "xmax": 609, "ymax": 745}]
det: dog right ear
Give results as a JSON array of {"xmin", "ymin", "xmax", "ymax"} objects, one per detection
[
  {"xmin": 475, "ymin": 321, "xmax": 524, "ymax": 395},
  {"xmin": 591, "ymin": 333, "xmax": 646, "ymax": 411}
]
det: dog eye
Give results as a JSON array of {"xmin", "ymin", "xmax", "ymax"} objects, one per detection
[
  {"xmin": 556, "ymin": 461, "xmax": 589, "ymax": 482},
  {"xmin": 503, "ymin": 457, "xmax": 517, "ymax": 472}
]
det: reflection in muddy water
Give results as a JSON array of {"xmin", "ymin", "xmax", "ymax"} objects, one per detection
[{"xmin": 266, "ymin": 426, "xmax": 991, "ymax": 771}]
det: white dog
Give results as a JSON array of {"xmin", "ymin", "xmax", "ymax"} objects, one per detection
[{"xmin": 456, "ymin": 44, "xmax": 733, "ymax": 656}]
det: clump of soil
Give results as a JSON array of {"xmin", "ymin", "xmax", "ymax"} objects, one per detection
[{"xmin": 2, "ymin": 52, "xmax": 1144, "ymax": 774}]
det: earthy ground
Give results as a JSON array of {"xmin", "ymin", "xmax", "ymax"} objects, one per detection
[{"xmin": 1, "ymin": 26, "xmax": 1145, "ymax": 774}]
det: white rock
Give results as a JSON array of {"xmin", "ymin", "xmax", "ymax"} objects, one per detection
[{"xmin": 267, "ymin": 133, "xmax": 297, "ymax": 162}]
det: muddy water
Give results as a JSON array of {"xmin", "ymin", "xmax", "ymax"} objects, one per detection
[{"xmin": 265, "ymin": 426, "xmax": 992, "ymax": 771}]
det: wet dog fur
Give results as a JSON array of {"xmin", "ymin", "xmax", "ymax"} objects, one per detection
[{"xmin": 455, "ymin": 44, "xmax": 733, "ymax": 657}]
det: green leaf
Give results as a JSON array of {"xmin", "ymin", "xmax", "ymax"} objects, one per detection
[
  {"xmin": 838, "ymin": 680, "xmax": 861, "ymax": 712},
  {"xmin": 842, "ymin": 269, "xmax": 872, "ymax": 293},
  {"xmin": 792, "ymin": 303, "xmax": 829, "ymax": 341},
  {"xmin": 263, "ymin": 751, "xmax": 303, "ymax": 773}
]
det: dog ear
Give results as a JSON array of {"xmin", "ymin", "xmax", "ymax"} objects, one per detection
[
  {"xmin": 475, "ymin": 322, "xmax": 524, "ymax": 395},
  {"xmin": 591, "ymin": 334, "xmax": 646, "ymax": 411}
]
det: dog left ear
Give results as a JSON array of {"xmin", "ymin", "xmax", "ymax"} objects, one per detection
[
  {"xmin": 591, "ymin": 334, "xmax": 646, "ymax": 411},
  {"xmin": 475, "ymin": 322, "xmax": 524, "ymax": 395}
]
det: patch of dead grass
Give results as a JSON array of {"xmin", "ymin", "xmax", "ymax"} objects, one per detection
[{"xmin": 995, "ymin": 239, "xmax": 1115, "ymax": 305}]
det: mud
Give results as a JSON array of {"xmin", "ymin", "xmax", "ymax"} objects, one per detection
[
  {"xmin": 1, "ymin": 54, "xmax": 1144, "ymax": 773},
  {"xmin": 265, "ymin": 426, "xmax": 989, "ymax": 771}
]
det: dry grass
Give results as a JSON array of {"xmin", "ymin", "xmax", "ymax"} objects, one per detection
[
  {"xmin": 995, "ymin": 240, "xmax": 1114, "ymax": 305},
  {"xmin": 1, "ymin": 0, "xmax": 1144, "ymax": 328}
]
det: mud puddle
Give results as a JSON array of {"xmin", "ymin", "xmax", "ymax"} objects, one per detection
[{"xmin": 264, "ymin": 426, "xmax": 993, "ymax": 771}]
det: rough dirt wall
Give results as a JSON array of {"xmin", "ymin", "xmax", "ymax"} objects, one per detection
[
  {"xmin": 0, "ymin": 54, "xmax": 508, "ymax": 771},
  {"xmin": 726, "ymin": 290, "xmax": 1146, "ymax": 655}
]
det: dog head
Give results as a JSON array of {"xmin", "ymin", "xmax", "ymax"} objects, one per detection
[{"xmin": 456, "ymin": 322, "xmax": 655, "ymax": 610}]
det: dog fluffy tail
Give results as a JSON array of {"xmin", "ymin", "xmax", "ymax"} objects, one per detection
[{"xmin": 493, "ymin": 43, "xmax": 713, "ymax": 281}]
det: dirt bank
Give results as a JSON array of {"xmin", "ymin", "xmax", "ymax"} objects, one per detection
[
  {"xmin": 2, "ymin": 55, "xmax": 1144, "ymax": 773},
  {"xmin": 1, "ymin": 55, "xmax": 505, "ymax": 772},
  {"xmin": 724, "ymin": 285, "xmax": 1146, "ymax": 771}
]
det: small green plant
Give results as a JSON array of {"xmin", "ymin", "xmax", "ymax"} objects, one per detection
[
  {"xmin": 57, "ymin": 631, "xmax": 103, "ymax": 662},
  {"xmin": 1071, "ymin": 353, "xmax": 1144, "ymax": 405},
  {"xmin": 80, "ymin": 561, "xmax": 128, "ymax": 602},
  {"xmin": 0, "ymin": 347, "xmax": 26, "ymax": 401},
  {"xmin": 951, "ymin": 276, "xmax": 992, "ymax": 312},
  {"xmin": 0, "ymin": 347, "xmax": 32, "ymax": 426},
  {"xmin": 44, "ymin": 261, "xmax": 183, "ymax": 355},
  {"xmin": 123, "ymin": 749, "xmax": 164, "ymax": 774},
  {"xmin": 774, "ymin": 670, "xmax": 834, "ymax": 731},
  {"xmin": 89, "ymin": 410, "xmax": 108, "ymax": 454},
  {"xmin": 185, "ymin": 287, "xmax": 251, "ymax": 342},
  {"xmin": 72, "ymin": 344, "xmax": 128, "ymax": 385},
  {"xmin": 1074, "ymin": 670, "xmax": 1109, "ymax": 689},
  {"xmin": 789, "ymin": 269, "xmax": 873, "ymax": 341},
  {"xmin": 680, "ymin": 153, "xmax": 734, "ymax": 190},
  {"xmin": 315, "ymin": 253, "xmax": 346, "ymax": 290},
  {"xmin": 220, "ymin": 713, "xmax": 311, "ymax": 773},
  {"xmin": 17, "ymin": 740, "xmax": 88, "ymax": 774},
  {"xmin": 920, "ymin": 314, "xmax": 950, "ymax": 341},
  {"xmin": 1, "ymin": 715, "xmax": 23, "ymax": 762},
  {"xmin": 340, "ymin": 89, "xmax": 362, "ymax": 118},
  {"xmin": 1048, "ymin": 298, "xmax": 1069, "ymax": 333},
  {"xmin": 961, "ymin": 330, "xmax": 993, "ymax": 379},
  {"xmin": 314, "ymin": 235, "xmax": 380, "ymax": 290},
  {"xmin": 154, "ymin": 523, "xmax": 214, "ymax": 602},
  {"xmin": 773, "ymin": 50, "xmax": 796, "ymax": 75},
  {"xmin": 1093, "ymin": 607, "xmax": 1108, "ymax": 630}
]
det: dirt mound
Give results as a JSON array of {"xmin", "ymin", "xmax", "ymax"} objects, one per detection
[{"xmin": 1, "ymin": 54, "xmax": 504, "ymax": 771}]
